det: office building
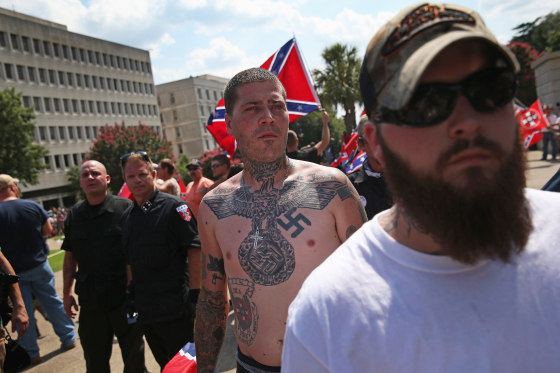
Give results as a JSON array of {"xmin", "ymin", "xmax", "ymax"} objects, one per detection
[
  {"xmin": 0, "ymin": 7, "xmax": 161, "ymax": 207},
  {"xmin": 156, "ymin": 74, "xmax": 229, "ymax": 159}
]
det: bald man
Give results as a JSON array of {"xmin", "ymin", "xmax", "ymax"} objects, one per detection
[{"xmin": 62, "ymin": 161, "xmax": 147, "ymax": 373}]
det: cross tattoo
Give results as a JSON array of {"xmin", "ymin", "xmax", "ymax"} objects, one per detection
[{"xmin": 249, "ymin": 228, "xmax": 264, "ymax": 250}]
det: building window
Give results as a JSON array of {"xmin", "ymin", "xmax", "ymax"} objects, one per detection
[
  {"xmin": 33, "ymin": 38, "xmax": 41, "ymax": 53},
  {"xmin": 63, "ymin": 99, "xmax": 70, "ymax": 113},
  {"xmin": 10, "ymin": 34, "xmax": 19, "ymax": 50},
  {"xmin": 43, "ymin": 41, "xmax": 50, "ymax": 56},
  {"xmin": 88, "ymin": 50, "xmax": 94, "ymax": 64},
  {"xmin": 72, "ymin": 99, "xmax": 78, "ymax": 113},
  {"xmin": 22, "ymin": 36, "xmax": 30, "ymax": 52},
  {"xmin": 84, "ymin": 75, "xmax": 90, "ymax": 88},
  {"xmin": 118, "ymin": 102, "xmax": 122, "ymax": 114},
  {"xmin": 104, "ymin": 102, "xmax": 109, "ymax": 114},
  {"xmin": 22, "ymin": 96, "xmax": 31, "ymax": 107},
  {"xmin": 49, "ymin": 126, "xmax": 56, "ymax": 140},
  {"xmin": 111, "ymin": 102, "xmax": 115, "ymax": 114},
  {"xmin": 206, "ymin": 89, "xmax": 210, "ymax": 100},
  {"xmin": 4, "ymin": 64, "xmax": 14, "ymax": 80},
  {"xmin": 71, "ymin": 47, "xmax": 78, "ymax": 61},
  {"xmin": 27, "ymin": 67, "xmax": 36, "ymax": 82},
  {"xmin": 33, "ymin": 97, "xmax": 41, "ymax": 112},
  {"xmin": 55, "ymin": 155, "xmax": 61, "ymax": 169},
  {"xmin": 89, "ymin": 100, "xmax": 94, "ymax": 114},
  {"xmin": 170, "ymin": 93, "xmax": 175, "ymax": 104},
  {"xmin": 95, "ymin": 52, "xmax": 101, "ymax": 65},
  {"xmin": 85, "ymin": 126, "xmax": 91, "ymax": 139},
  {"xmin": 16, "ymin": 65, "xmax": 25, "ymax": 81},
  {"xmin": 116, "ymin": 56, "xmax": 121, "ymax": 68},
  {"xmin": 99, "ymin": 77, "xmax": 104, "ymax": 90},
  {"xmin": 92, "ymin": 76, "xmax": 97, "ymax": 89},
  {"xmin": 79, "ymin": 48, "xmax": 85, "ymax": 62},
  {"xmin": 53, "ymin": 43, "xmax": 60, "ymax": 57},
  {"xmin": 58, "ymin": 71, "xmax": 65, "ymax": 85},
  {"xmin": 81, "ymin": 100, "xmax": 87, "ymax": 113},
  {"xmin": 173, "ymin": 110, "xmax": 178, "ymax": 122},
  {"xmin": 73, "ymin": 154, "xmax": 79, "ymax": 165},
  {"xmin": 110, "ymin": 55, "xmax": 115, "ymax": 67},
  {"xmin": 103, "ymin": 53, "xmax": 108, "ymax": 66},
  {"xmin": 0, "ymin": 32, "xmax": 6, "ymax": 48},
  {"xmin": 175, "ymin": 127, "xmax": 181, "ymax": 137},
  {"xmin": 62, "ymin": 45, "xmax": 69, "ymax": 59},
  {"xmin": 178, "ymin": 144, "xmax": 183, "ymax": 154},
  {"xmin": 66, "ymin": 72, "xmax": 73, "ymax": 86},
  {"xmin": 44, "ymin": 98, "xmax": 51, "ymax": 113},
  {"xmin": 36, "ymin": 69, "xmax": 45, "ymax": 83},
  {"xmin": 44, "ymin": 156, "xmax": 51, "ymax": 169},
  {"xmin": 68, "ymin": 127, "xmax": 74, "ymax": 140},
  {"xmin": 97, "ymin": 101, "xmax": 102, "ymax": 114},
  {"xmin": 39, "ymin": 126, "xmax": 46, "ymax": 141},
  {"xmin": 54, "ymin": 98, "xmax": 61, "ymax": 112},
  {"xmin": 58, "ymin": 126, "xmax": 65, "ymax": 140},
  {"xmin": 93, "ymin": 127, "xmax": 98, "ymax": 137},
  {"xmin": 77, "ymin": 127, "xmax": 83, "ymax": 140},
  {"xmin": 48, "ymin": 69, "xmax": 56, "ymax": 85},
  {"xmin": 76, "ymin": 74, "xmax": 82, "ymax": 87}
]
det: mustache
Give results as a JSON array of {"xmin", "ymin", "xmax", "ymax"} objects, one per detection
[{"xmin": 437, "ymin": 136, "xmax": 505, "ymax": 171}]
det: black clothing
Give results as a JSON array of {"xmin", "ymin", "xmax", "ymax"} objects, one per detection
[
  {"xmin": 141, "ymin": 312, "xmax": 193, "ymax": 368},
  {"xmin": 78, "ymin": 299, "xmax": 146, "ymax": 373},
  {"xmin": 347, "ymin": 158, "xmax": 393, "ymax": 220},
  {"xmin": 62, "ymin": 194, "xmax": 146, "ymax": 372},
  {"xmin": 543, "ymin": 168, "xmax": 560, "ymax": 192},
  {"xmin": 121, "ymin": 190, "xmax": 200, "ymax": 324},
  {"xmin": 287, "ymin": 147, "xmax": 320, "ymax": 163}
]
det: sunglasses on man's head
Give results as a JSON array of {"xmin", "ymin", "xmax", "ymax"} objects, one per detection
[
  {"xmin": 378, "ymin": 67, "xmax": 517, "ymax": 127},
  {"xmin": 120, "ymin": 151, "xmax": 150, "ymax": 167}
]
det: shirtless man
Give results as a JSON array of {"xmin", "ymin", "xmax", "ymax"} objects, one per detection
[
  {"xmin": 195, "ymin": 68, "xmax": 366, "ymax": 373},
  {"xmin": 156, "ymin": 158, "xmax": 181, "ymax": 197}
]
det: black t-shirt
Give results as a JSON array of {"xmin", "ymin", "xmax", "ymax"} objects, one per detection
[
  {"xmin": 121, "ymin": 190, "xmax": 200, "ymax": 323},
  {"xmin": 62, "ymin": 194, "xmax": 132, "ymax": 309},
  {"xmin": 348, "ymin": 159, "xmax": 393, "ymax": 220},
  {"xmin": 287, "ymin": 147, "xmax": 320, "ymax": 163}
]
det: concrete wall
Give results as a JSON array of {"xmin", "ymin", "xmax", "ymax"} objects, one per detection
[{"xmin": 533, "ymin": 50, "xmax": 560, "ymax": 110}]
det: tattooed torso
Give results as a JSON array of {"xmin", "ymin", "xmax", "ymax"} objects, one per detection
[{"xmin": 199, "ymin": 159, "xmax": 365, "ymax": 365}]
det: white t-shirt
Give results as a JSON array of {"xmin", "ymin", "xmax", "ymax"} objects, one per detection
[{"xmin": 283, "ymin": 189, "xmax": 560, "ymax": 373}]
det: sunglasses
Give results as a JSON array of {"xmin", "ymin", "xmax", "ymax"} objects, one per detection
[
  {"xmin": 378, "ymin": 67, "xmax": 517, "ymax": 127},
  {"xmin": 120, "ymin": 151, "xmax": 150, "ymax": 167}
]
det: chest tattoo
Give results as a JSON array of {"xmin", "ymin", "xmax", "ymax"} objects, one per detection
[{"xmin": 204, "ymin": 174, "xmax": 353, "ymax": 286}]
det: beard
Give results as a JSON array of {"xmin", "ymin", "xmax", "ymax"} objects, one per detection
[{"xmin": 379, "ymin": 132, "xmax": 532, "ymax": 264}]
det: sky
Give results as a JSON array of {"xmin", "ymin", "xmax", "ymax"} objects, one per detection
[{"xmin": 1, "ymin": 0, "xmax": 558, "ymax": 85}]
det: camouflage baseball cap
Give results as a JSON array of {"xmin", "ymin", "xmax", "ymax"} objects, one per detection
[{"xmin": 360, "ymin": 2, "xmax": 519, "ymax": 117}]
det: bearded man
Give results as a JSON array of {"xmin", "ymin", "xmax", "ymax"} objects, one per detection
[{"xmin": 282, "ymin": 3, "xmax": 560, "ymax": 372}]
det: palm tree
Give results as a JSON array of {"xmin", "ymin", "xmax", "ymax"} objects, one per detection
[{"xmin": 313, "ymin": 43, "xmax": 361, "ymax": 134}]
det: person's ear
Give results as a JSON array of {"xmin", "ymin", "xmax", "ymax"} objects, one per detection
[{"xmin": 363, "ymin": 122, "xmax": 384, "ymax": 167}]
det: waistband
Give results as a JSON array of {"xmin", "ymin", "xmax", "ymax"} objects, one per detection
[{"xmin": 236, "ymin": 347, "xmax": 281, "ymax": 373}]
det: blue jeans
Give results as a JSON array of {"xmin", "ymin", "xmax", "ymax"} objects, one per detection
[
  {"xmin": 542, "ymin": 132, "xmax": 558, "ymax": 159},
  {"xmin": 18, "ymin": 261, "xmax": 76, "ymax": 358}
]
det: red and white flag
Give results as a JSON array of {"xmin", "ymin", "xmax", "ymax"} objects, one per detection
[
  {"xmin": 206, "ymin": 37, "xmax": 321, "ymax": 156},
  {"xmin": 162, "ymin": 342, "xmax": 196, "ymax": 373},
  {"xmin": 516, "ymin": 99, "xmax": 549, "ymax": 149}
]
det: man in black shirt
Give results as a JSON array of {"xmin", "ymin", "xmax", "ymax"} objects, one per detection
[
  {"xmin": 62, "ymin": 160, "xmax": 146, "ymax": 373},
  {"xmin": 286, "ymin": 109, "xmax": 330, "ymax": 163},
  {"xmin": 120, "ymin": 151, "xmax": 201, "ymax": 369},
  {"xmin": 348, "ymin": 116, "xmax": 393, "ymax": 219}
]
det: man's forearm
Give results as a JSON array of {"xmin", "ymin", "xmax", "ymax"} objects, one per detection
[
  {"xmin": 195, "ymin": 287, "xmax": 229, "ymax": 373},
  {"xmin": 62, "ymin": 253, "xmax": 77, "ymax": 296}
]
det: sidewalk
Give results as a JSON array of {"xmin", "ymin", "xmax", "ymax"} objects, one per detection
[{"xmin": 20, "ymin": 149, "xmax": 560, "ymax": 372}]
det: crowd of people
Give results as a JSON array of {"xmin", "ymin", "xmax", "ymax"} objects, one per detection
[{"xmin": 1, "ymin": 2, "xmax": 559, "ymax": 373}]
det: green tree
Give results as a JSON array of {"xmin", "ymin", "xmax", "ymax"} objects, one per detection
[
  {"xmin": 290, "ymin": 109, "xmax": 345, "ymax": 156},
  {"xmin": 0, "ymin": 88, "xmax": 48, "ymax": 184},
  {"xmin": 66, "ymin": 166, "xmax": 85, "ymax": 201},
  {"xmin": 87, "ymin": 122, "xmax": 174, "ymax": 194},
  {"xmin": 511, "ymin": 11, "xmax": 560, "ymax": 53},
  {"xmin": 313, "ymin": 43, "xmax": 361, "ymax": 134},
  {"xmin": 508, "ymin": 41, "xmax": 542, "ymax": 106}
]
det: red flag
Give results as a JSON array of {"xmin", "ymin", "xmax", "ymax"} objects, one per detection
[
  {"xmin": 117, "ymin": 182, "xmax": 135, "ymax": 201},
  {"xmin": 206, "ymin": 38, "xmax": 321, "ymax": 156},
  {"xmin": 176, "ymin": 176, "xmax": 188, "ymax": 201},
  {"xmin": 162, "ymin": 342, "xmax": 196, "ymax": 373},
  {"xmin": 517, "ymin": 99, "xmax": 548, "ymax": 149}
]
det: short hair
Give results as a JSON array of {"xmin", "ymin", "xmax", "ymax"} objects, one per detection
[
  {"xmin": 224, "ymin": 68, "xmax": 286, "ymax": 114},
  {"xmin": 287, "ymin": 130, "xmax": 299, "ymax": 148},
  {"xmin": 212, "ymin": 154, "xmax": 231, "ymax": 168},
  {"xmin": 159, "ymin": 158, "xmax": 175, "ymax": 174},
  {"xmin": 122, "ymin": 153, "xmax": 154, "ymax": 174}
]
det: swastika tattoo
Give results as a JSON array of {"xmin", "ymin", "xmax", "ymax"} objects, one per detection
[{"xmin": 203, "ymin": 158, "xmax": 355, "ymax": 286}]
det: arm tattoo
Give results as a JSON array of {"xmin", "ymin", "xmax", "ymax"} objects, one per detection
[
  {"xmin": 195, "ymin": 288, "xmax": 228, "ymax": 372},
  {"xmin": 207, "ymin": 254, "xmax": 225, "ymax": 285},
  {"xmin": 229, "ymin": 277, "xmax": 258, "ymax": 346}
]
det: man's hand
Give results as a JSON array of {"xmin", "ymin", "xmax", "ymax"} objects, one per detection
[
  {"xmin": 63, "ymin": 294, "xmax": 79, "ymax": 318},
  {"xmin": 11, "ymin": 303, "xmax": 28, "ymax": 338}
]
